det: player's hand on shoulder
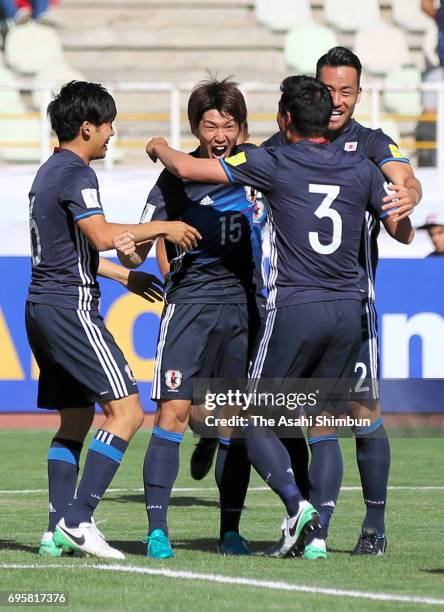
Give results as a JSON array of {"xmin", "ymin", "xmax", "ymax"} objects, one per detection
[
  {"xmin": 382, "ymin": 183, "xmax": 418, "ymax": 221},
  {"xmin": 113, "ymin": 231, "xmax": 136, "ymax": 257},
  {"xmin": 126, "ymin": 270, "xmax": 164, "ymax": 303},
  {"xmin": 146, "ymin": 137, "xmax": 169, "ymax": 162},
  {"xmin": 163, "ymin": 221, "xmax": 202, "ymax": 251}
]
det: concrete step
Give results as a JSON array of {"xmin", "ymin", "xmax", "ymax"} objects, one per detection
[
  {"xmin": 65, "ymin": 48, "xmax": 287, "ymax": 81},
  {"xmin": 61, "ymin": 0, "xmax": 253, "ymax": 6},
  {"xmin": 60, "ymin": 27, "xmax": 281, "ymax": 50},
  {"xmin": 51, "ymin": 6, "xmax": 254, "ymax": 28}
]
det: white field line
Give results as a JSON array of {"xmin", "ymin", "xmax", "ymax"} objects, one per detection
[
  {"xmin": 0, "ymin": 485, "xmax": 443, "ymax": 495},
  {"xmin": 0, "ymin": 564, "xmax": 443, "ymax": 607}
]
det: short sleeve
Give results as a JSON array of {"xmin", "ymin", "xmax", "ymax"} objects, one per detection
[
  {"xmin": 365, "ymin": 129, "xmax": 410, "ymax": 168},
  {"xmin": 366, "ymin": 161, "xmax": 393, "ymax": 219},
  {"xmin": 219, "ymin": 147, "xmax": 278, "ymax": 193},
  {"xmin": 140, "ymin": 169, "xmax": 184, "ymax": 223},
  {"xmin": 59, "ymin": 166, "xmax": 104, "ymax": 222}
]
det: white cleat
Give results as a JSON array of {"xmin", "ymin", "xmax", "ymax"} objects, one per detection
[
  {"xmin": 54, "ymin": 518, "xmax": 125, "ymax": 560},
  {"xmin": 265, "ymin": 501, "xmax": 320, "ymax": 558}
]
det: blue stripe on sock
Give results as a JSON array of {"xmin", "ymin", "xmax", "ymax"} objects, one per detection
[
  {"xmin": 152, "ymin": 426, "xmax": 183, "ymax": 444},
  {"xmin": 218, "ymin": 436, "xmax": 231, "ymax": 446},
  {"xmin": 308, "ymin": 435, "xmax": 338, "ymax": 445},
  {"xmin": 47, "ymin": 447, "xmax": 78, "ymax": 465},
  {"xmin": 354, "ymin": 417, "xmax": 384, "ymax": 436},
  {"xmin": 89, "ymin": 438, "xmax": 124, "ymax": 463}
]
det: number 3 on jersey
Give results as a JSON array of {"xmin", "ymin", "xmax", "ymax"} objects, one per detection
[{"xmin": 308, "ymin": 184, "xmax": 342, "ymax": 255}]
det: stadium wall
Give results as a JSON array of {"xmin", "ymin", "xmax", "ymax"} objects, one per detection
[{"xmin": 1, "ymin": 257, "xmax": 443, "ymax": 414}]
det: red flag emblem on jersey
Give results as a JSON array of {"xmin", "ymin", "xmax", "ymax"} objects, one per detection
[{"xmin": 344, "ymin": 141, "xmax": 358, "ymax": 152}]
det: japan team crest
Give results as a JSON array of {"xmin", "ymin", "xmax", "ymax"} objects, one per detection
[
  {"xmin": 244, "ymin": 186, "xmax": 257, "ymax": 204},
  {"xmin": 165, "ymin": 370, "xmax": 182, "ymax": 390}
]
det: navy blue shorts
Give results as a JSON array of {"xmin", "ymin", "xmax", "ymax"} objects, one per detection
[
  {"xmin": 25, "ymin": 302, "xmax": 138, "ymax": 410},
  {"xmin": 151, "ymin": 303, "xmax": 258, "ymax": 401},
  {"xmin": 248, "ymin": 300, "xmax": 361, "ymax": 412},
  {"xmin": 352, "ymin": 299, "xmax": 380, "ymax": 400}
]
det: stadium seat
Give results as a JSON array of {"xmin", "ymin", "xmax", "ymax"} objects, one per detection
[
  {"xmin": 0, "ymin": 67, "xmax": 47, "ymax": 163},
  {"xmin": 31, "ymin": 64, "xmax": 85, "ymax": 109},
  {"xmin": 0, "ymin": 66, "xmax": 27, "ymax": 114},
  {"xmin": 423, "ymin": 22, "xmax": 440, "ymax": 67},
  {"xmin": 354, "ymin": 23, "xmax": 411, "ymax": 75},
  {"xmin": 4, "ymin": 22, "xmax": 65, "ymax": 75},
  {"xmin": 392, "ymin": 0, "xmax": 434, "ymax": 32},
  {"xmin": 255, "ymin": 0, "xmax": 312, "ymax": 32},
  {"xmin": 324, "ymin": 0, "xmax": 380, "ymax": 32},
  {"xmin": 284, "ymin": 23, "xmax": 339, "ymax": 74},
  {"xmin": 383, "ymin": 67, "xmax": 422, "ymax": 116}
]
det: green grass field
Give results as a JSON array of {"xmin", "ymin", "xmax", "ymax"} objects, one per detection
[{"xmin": 0, "ymin": 430, "xmax": 443, "ymax": 611}]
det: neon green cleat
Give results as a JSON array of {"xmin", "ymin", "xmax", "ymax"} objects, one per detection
[
  {"xmin": 218, "ymin": 531, "xmax": 252, "ymax": 556},
  {"xmin": 144, "ymin": 529, "xmax": 174, "ymax": 559},
  {"xmin": 301, "ymin": 539, "xmax": 328, "ymax": 560},
  {"xmin": 39, "ymin": 532, "xmax": 70, "ymax": 557}
]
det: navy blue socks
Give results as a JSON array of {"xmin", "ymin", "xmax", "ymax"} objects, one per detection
[
  {"xmin": 355, "ymin": 418, "xmax": 390, "ymax": 535},
  {"xmin": 64, "ymin": 429, "xmax": 128, "ymax": 528},
  {"xmin": 47, "ymin": 437, "xmax": 83, "ymax": 532},
  {"xmin": 143, "ymin": 426, "xmax": 182, "ymax": 536},
  {"xmin": 215, "ymin": 438, "xmax": 251, "ymax": 540},
  {"xmin": 280, "ymin": 431, "xmax": 310, "ymax": 499},
  {"xmin": 308, "ymin": 436, "xmax": 343, "ymax": 540},
  {"xmin": 245, "ymin": 426, "xmax": 303, "ymax": 516}
]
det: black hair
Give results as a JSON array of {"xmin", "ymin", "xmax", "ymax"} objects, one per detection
[
  {"xmin": 316, "ymin": 46, "xmax": 362, "ymax": 85},
  {"xmin": 278, "ymin": 75, "xmax": 332, "ymax": 138},
  {"xmin": 187, "ymin": 77, "xmax": 247, "ymax": 134},
  {"xmin": 47, "ymin": 80, "xmax": 117, "ymax": 143}
]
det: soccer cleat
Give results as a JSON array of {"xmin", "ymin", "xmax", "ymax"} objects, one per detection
[
  {"xmin": 39, "ymin": 532, "xmax": 67, "ymax": 557},
  {"xmin": 190, "ymin": 437, "xmax": 218, "ymax": 480},
  {"xmin": 301, "ymin": 538, "xmax": 328, "ymax": 560},
  {"xmin": 265, "ymin": 501, "xmax": 320, "ymax": 558},
  {"xmin": 351, "ymin": 528, "xmax": 387, "ymax": 556},
  {"xmin": 144, "ymin": 529, "xmax": 174, "ymax": 559},
  {"xmin": 218, "ymin": 531, "xmax": 252, "ymax": 556},
  {"xmin": 54, "ymin": 518, "xmax": 125, "ymax": 560}
]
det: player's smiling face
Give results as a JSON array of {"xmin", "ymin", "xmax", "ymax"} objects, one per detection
[
  {"xmin": 90, "ymin": 122, "xmax": 115, "ymax": 160},
  {"xmin": 319, "ymin": 65, "xmax": 361, "ymax": 134},
  {"xmin": 196, "ymin": 110, "xmax": 240, "ymax": 159}
]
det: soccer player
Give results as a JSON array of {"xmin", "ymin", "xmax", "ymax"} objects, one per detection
[
  {"xmin": 188, "ymin": 121, "xmax": 270, "ymax": 482},
  {"xmin": 263, "ymin": 47, "xmax": 422, "ymax": 556},
  {"xmin": 146, "ymin": 75, "xmax": 414, "ymax": 559},
  {"xmin": 115, "ymin": 79, "xmax": 259, "ymax": 558},
  {"xmin": 26, "ymin": 80, "xmax": 200, "ymax": 560}
]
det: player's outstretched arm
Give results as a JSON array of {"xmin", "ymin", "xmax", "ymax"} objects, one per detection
[
  {"xmin": 381, "ymin": 163, "xmax": 422, "ymax": 221},
  {"xmin": 97, "ymin": 257, "xmax": 163, "ymax": 303},
  {"xmin": 382, "ymin": 215, "xmax": 415, "ymax": 245},
  {"xmin": 146, "ymin": 137, "xmax": 229, "ymax": 184},
  {"xmin": 77, "ymin": 214, "xmax": 201, "ymax": 252},
  {"xmin": 156, "ymin": 238, "xmax": 170, "ymax": 279}
]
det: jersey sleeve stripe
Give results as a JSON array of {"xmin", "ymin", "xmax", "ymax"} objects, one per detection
[
  {"xmin": 377, "ymin": 157, "xmax": 410, "ymax": 167},
  {"xmin": 219, "ymin": 158, "xmax": 235, "ymax": 183},
  {"xmin": 74, "ymin": 210, "xmax": 105, "ymax": 221}
]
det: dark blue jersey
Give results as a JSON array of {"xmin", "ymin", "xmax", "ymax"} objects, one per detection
[
  {"xmin": 27, "ymin": 149, "xmax": 104, "ymax": 310},
  {"xmin": 220, "ymin": 141, "xmax": 390, "ymax": 308},
  {"xmin": 141, "ymin": 148, "xmax": 256, "ymax": 304},
  {"xmin": 262, "ymin": 120, "xmax": 411, "ymax": 300}
]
